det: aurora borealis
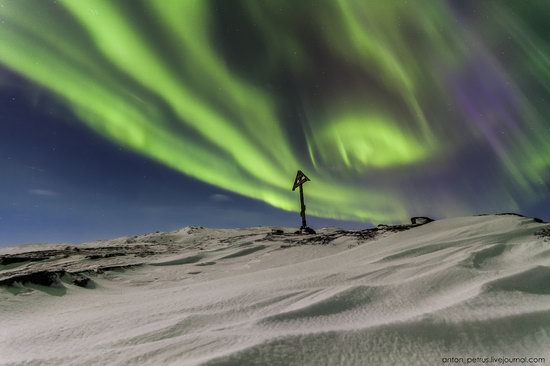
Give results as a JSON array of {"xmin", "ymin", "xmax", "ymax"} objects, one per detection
[{"xmin": 1, "ymin": 0, "xmax": 550, "ymax": 236}]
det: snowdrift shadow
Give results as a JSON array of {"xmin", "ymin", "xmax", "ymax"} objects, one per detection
[
  {"xmin": 483, "ymin": 266, "xmax": 550, "ymax": 294},
  {"xmin": 258, "ymin": 286, "xmax": 378, "ymax": 323},
  {"xmin": 150, "ymin": 254, "xmax": 204, "ymax": 266},
  {"xmin": 220, "ymin": 246, "xmax": 266, "ymax": 260},
  {"xmin": 207, "ymin": 309, "xmax": 550, "ymax": 366}
]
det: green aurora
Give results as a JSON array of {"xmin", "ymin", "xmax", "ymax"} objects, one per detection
[{"xmin": 1, "ymin": 0, "xmax": 550, "ymax": 223}]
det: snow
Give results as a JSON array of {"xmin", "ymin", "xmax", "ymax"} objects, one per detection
[{"xmin": 1, "ymin": 215, "xmax": 550, "ymax": 365}]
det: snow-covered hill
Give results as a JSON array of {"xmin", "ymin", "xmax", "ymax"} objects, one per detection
[{"xmin": 1, "ymin": 214, "xmax": 550, "ymax": 365}]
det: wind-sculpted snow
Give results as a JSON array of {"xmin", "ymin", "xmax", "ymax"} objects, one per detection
[{"xmin": 1, "ymin": 215, "xmax": 550, "ymax": 365}]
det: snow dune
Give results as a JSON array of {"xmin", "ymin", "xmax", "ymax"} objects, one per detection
[{"xmin": 1, "ymin": 215, "xmax": 550, "ymax": 365}]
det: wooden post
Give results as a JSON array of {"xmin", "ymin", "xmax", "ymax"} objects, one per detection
[
  {"xmin": 292, "ymin": 170, "xmax": 312, "ymax": 232},
  {"xmin": 299, "ymin": 184, "xmax": 307, "ymax": 229}
]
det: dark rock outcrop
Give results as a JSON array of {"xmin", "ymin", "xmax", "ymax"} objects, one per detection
[
  {"xmin": 0, "ymin": 271, "xmax": 62, "ymax": 287},
  {"xmin": 479, "ymin": 213, "xmax": 546, "ymax": 223},
  {"xmin": 535, "ymin": 227, "xmax": 550, "ymax": 239},
  {"xmin": 411, "ymin": 217, "xmax": 434, "ymax": 225},
  {"xmin": 68, "ymin": 273, "xmax": 92, "ymax": 288}
]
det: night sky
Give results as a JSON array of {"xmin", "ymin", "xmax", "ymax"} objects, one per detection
[{"xmin": 1, "ymin": 0, "xmax": 550, "ymax": 246}]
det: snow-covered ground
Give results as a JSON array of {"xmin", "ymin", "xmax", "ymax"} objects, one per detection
[{"xmin": 1, "ymin": 215, "xmax": 550, "ymax": 365}]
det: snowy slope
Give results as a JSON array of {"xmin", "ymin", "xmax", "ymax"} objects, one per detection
[{"xmin": 1, "ymin": 215, "xmax": 550, "ymax": 365}]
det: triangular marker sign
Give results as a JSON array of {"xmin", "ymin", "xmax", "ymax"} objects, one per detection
[{"xmin": 292, "ymin": 170, "xmax": 310, "ymax": 191}]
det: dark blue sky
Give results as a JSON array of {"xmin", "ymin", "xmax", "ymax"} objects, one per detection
[
  {"xmin": 1, "ymin": 81, "xmax": 547, "ymax": 247},
  {"xmin": 0, "ymin": 73, "xmax": 366, "ymax": 247}
]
